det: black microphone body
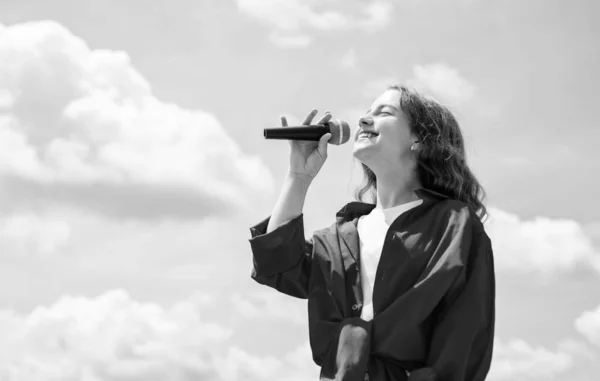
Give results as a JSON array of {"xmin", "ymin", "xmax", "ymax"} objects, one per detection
[
  {"xmin": 264, "ymin": 125, "xmax": 330, "ymax": 141},
  {"xmin": 264, "ymin": 120, "xmax": 351, "ymax": 145}
]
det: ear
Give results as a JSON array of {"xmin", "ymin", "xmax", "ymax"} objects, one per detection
[{"xmin": 410, "ymin": 141, "xmax": 421, "ymax": 152}]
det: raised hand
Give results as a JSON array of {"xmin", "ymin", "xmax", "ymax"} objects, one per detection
[{"xmin": 281, "ymin": 109, "xmax": 332, "ymax": 181}]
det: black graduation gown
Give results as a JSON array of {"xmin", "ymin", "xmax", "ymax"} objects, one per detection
[{"xmin": 248, "ymin": 188, "xmax": 496, "ymax": 381}]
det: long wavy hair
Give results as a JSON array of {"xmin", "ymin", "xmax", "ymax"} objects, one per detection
[{"xmin": 354, "ymin": 85, "xmax": 488, "ymax": 221}]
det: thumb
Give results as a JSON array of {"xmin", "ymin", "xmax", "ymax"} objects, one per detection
[{"xmin": 317, "ymin": 133, "xmax": 331, "ymax": 158}]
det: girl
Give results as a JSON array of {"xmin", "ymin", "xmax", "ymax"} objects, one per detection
[{"xmin": 249, "ymin": 85, "xmax": 495, "ymax": 381}]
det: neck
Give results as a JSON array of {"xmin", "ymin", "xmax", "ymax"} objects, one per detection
[{"xmin": 374, "ymin": 168, "xmax": 422, "ymax": 209}]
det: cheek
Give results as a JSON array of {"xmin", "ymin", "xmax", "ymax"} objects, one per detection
[
  {"xmin": 397, "ymin": 129, "xmax": 416, "ymax": 151},
  {"xmin": 383, "ymin": 125, "xmax": 411, "ymax": 145},
  {"xmin": 381, "ymin": 129, "xmax": 413, "ymax": 156}
]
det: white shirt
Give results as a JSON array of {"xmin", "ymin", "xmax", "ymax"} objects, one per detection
[{"xmin": 357, "ymin": 199, "xmax": 423, "ymax": 321}]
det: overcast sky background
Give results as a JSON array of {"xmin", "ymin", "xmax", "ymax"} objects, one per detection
[{"xmin": 0, "ymin": 0, "xmax": 599, "ymax": 380}]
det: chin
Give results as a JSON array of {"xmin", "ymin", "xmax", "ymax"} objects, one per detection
[
  {"xmin": 352, "ymin": 145, "xmax": 363, "ymax": 160},
  {"xmin": 352, "ymin": 145, "xmax": 374, "ymax": 166},
  {"xmin": 353, "ymin": 138, "xmax": 375, "ymax": 151}
]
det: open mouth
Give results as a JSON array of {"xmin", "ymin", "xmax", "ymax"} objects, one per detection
[{"xmin": 358, "ymin": 131, "xmax": 379, "ymax": 139}]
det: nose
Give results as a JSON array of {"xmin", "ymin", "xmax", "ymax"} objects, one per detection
[{"xmin": 359, "ymin": 116, "xmax": 373, "ymax": 128}]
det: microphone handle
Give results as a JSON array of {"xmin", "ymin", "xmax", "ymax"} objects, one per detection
[{"xmin": 264, "ymin": 125, "xmax": 331, "ymax": 141}]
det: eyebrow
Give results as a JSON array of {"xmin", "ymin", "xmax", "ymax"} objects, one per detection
[{"xmin": 366, "ymin": 104, "xmax": 399, "ymax": 114}]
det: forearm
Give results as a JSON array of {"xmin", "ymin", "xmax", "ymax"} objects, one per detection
[{"xmin": 266, "ymin": 172, "xmax": 312, "ymax": 233}]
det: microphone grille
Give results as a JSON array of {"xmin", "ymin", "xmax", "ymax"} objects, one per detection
[{"xmin": 328, "ymin": 119, "xmax": 351, "ymax": 145}]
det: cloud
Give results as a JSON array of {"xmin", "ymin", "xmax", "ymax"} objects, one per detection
[
  {"xmin": 583, "ymin": 222, "xmax": 600, "ymax": 247},
  {"xmin": 359, "ymin": 1, "xmax": 394, "ymax": 30},
  {"xmin": 407, "ymin": 62, "xmax": 476, "ymax": 105},
  {"xmin": 485, "ymin": 207, "xmax": 600, "ymax": 276},
  {"xmin": 0, "ymin": 21, "xmax": 273, "ymax": 221},
  {"xmin": 556, "ymin": 338, "xmax": 597, "ymax": 361},
  {"xmin": 0, "ymin": 88, "xmax": 12, "ymax": 108},
  {"xmin": 0, "ymin": 290, "xmax": 319, "ymax": 381},
  {"xmin": 0, "ymin": 290, "xmax": 229, "ymax": 380},
  {"xmin": 216, "ymin": 341, "xmax": 318, "ymax": 381},
  {"xmin": 236, "ymin": 0, "xmax": 350, "ymax": 31},
  {"xmin": 235, "ymin": 0, "xmax": 394, "ymax": 46},
  {"xmin": 488, "ymin": 338, "xmax": 574, "ymax": 380},
  {"xmin": 0, "ymin": 212, "xmax": 70, "ymax": 257},
  {"xmin": 230, "ymin": 290, "xmax": 307, "ymax": 325},
  {"xmin": 575, "ymin": 304, "xmax": 600, "ymax": 348}
]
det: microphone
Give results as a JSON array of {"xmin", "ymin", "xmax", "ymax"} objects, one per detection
[{"xmin": 264, "ymin": 119, "xmax": 351, "ymax": 146}]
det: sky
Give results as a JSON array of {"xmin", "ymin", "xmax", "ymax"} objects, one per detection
[{"xmin": 0, "ymin": 0, "xmax": 599, "ymax": 380}]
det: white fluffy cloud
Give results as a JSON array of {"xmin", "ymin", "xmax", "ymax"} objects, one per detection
[
  {"xmin": 216, "ymin": 342, "xmax": 317, "ymax": 381},
  {"xmin": 407, "ymin": 62, "xmax": 476, "ymax": 105},
  {"xmin": 485, "ymin": 207, "xmax": 600, "ymax": 276},
  {"xmin": 0, "ymin": 290, "xmax": 229, "ymax": 380},
  {"xmin": 235, "ymin": 0, "xmax": 394, "ymax": 47},
  {"xmin": 230, "ymin": 290, "xmax": 307, "ymax": 325},
  {"xmin": 575, "ymin": 304, "xmax": 600, "ymax": 348},
  {"xmin": 360, "ymin": 1, "xmax": 394, "ymax": 29},
  {"xmin": 0, "ymin": 21, "xmax": 273, "ymax": 221},
  {"xmin": 0, "ymin": 290, "xmax": 319, "ymax": 381},
  {"xmin": 488, "ymin": 338, "xmax": 574, "ymax": 381}
]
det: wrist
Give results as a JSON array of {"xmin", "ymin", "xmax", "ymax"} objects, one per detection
[{"xmin": 285, "ymin": 171, "xmax": 314, "ymax": 185}]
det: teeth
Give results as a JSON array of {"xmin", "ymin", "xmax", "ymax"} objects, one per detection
[{"xmin": 360, "ymin": 132, "xmax": 377, "ymax": 138}]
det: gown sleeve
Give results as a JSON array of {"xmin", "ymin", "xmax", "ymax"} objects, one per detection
[
  {"xmin": 248, "ymin": 213, "xmax": 313, "ymax": 299},
  {"xmin": 425, "ymin": 217, "xmax": 496, "ymax": 381},
  {"xmin": 249, "ymin": 213, "xmax": 346, "ymax": 371}
]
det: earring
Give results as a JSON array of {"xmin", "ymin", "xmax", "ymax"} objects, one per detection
[{"xmin": 410, "ymin": 143, "xmax": 417, "ymax": 152}]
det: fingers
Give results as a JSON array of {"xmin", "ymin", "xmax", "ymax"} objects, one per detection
[
  {"xmin": 316, "ymin": 111, "xmax": 332, "ymax": 157},
  {"xmin": 316, "ymin": 111, "xmax": 332, "ymax": 126},
  {"xmin": 317, "ymin": 133, "xmax": 331, "ymax": 158},
  {"xmin": 280, "ymin": 115, "xmax": 288, "ymax": 127},
  {"xmin": 298, "ymin": 109, "xmax": 333, "ymax": 126},
  {"xmin": 302, "ymin": 109, "xmax": 319, "ymax": 125}
]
